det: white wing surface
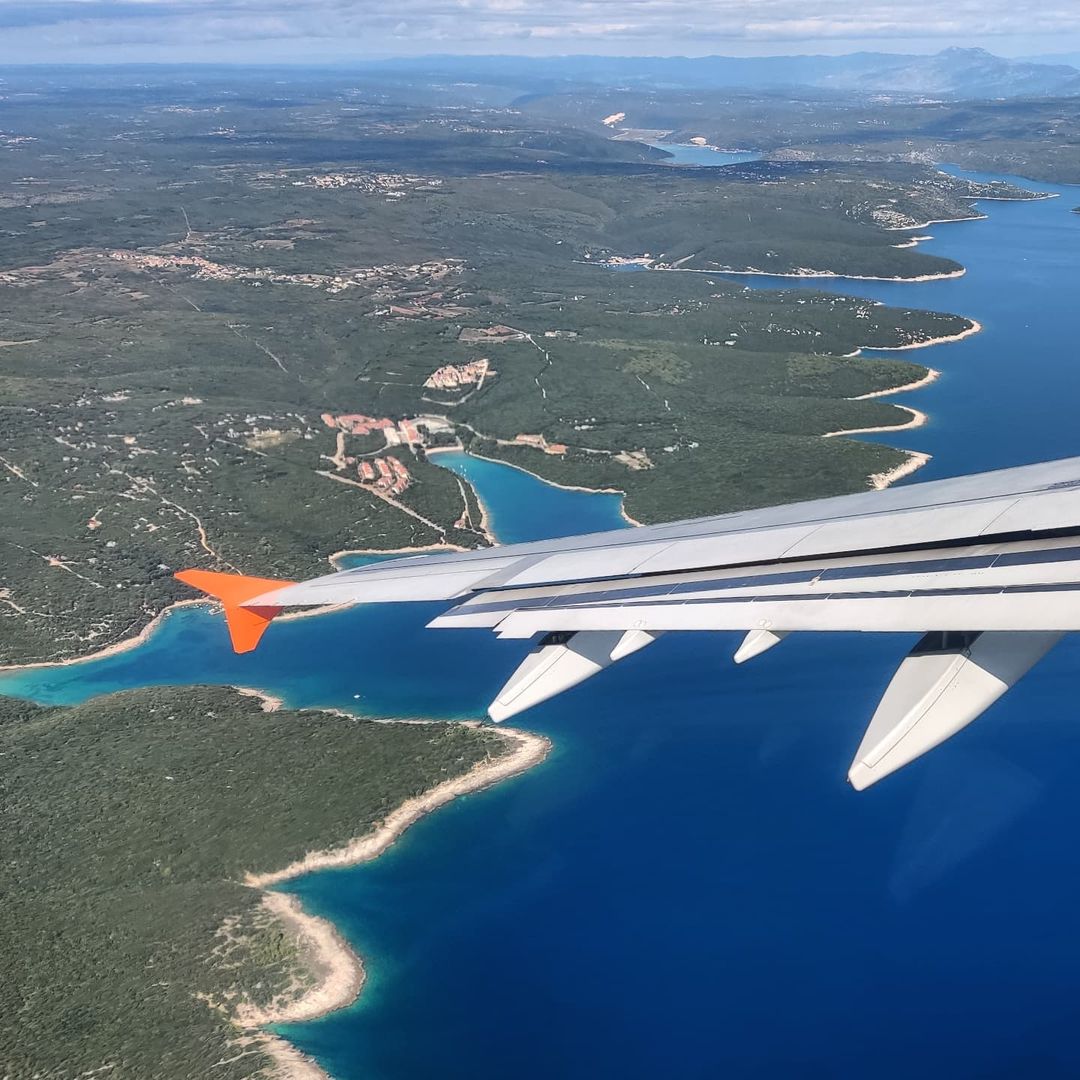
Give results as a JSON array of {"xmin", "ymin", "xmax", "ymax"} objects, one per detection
[{"xmin": 179, "ymin": 455, "xmax": 1080, "ymax": 788}]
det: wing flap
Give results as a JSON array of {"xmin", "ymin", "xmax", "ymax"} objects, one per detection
[{"xmin": 486, "ymin": 590, "xmax": 1080, "ymax": 637}]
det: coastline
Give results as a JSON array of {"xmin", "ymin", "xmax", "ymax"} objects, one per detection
[
  {"xmin": 461, "ymin": 448, "xmax": 642, "ymax": 527},
  {"xmin": 328, "ymin": 541, "xmax": 466, "ymax": 568},
  {"xmin": 0, "ymin": 444, "xmax": 640, "ymax": 681},
  {"xmin": 822, "ymin": 404, "xmax": 926, "ymax": 439},
  {"xmin": 248, "ymin": 723, "xmax": 551, "ymax": 889},
  {"xmin": 423, "ymin": 445, "xmax": 503, "ymax": 543},
  {"xmin": 884, "ymin": 191, "xmax": 1057, "ymax": 233},
  {"xmin": 2, "ymin": 120, "xmax": 1049, "ymax": 1080},
  {"xmin": 868, "ymin": 319, "xmax": 981, "ymax": 351},
  {"xmin": 849, "ymin": 368, "xmax": 940, "ymax": 399},
  {"xmin": 0, "ymin": 596, "xmax": 210, "ymax": 674},
  {"xmin": 825, "ymin": 367, "xmax": 943, "ymax": 489},
  {"xmin": 650, "ymin": 262, "xmax": 968, "ymax": 283},
  {"xmin": 238, "ymin": 890, "xmax": 366, "ymax": 1027},
  {"xmin": 0, "ymin": 446, "xmax": 635, "ymax": 682},
  {"xmin": 238, "ymin": 722, "xmax": 551, "ymax": 1079},
  {"xmin": 2, "ymin": 193, "xmax": 977, "ymax": 1073},
  {"xmin": 0, "ymin": 540, "xmax": 472, "ymax": 676},
  {"xmin": 887, "ymin": 212, "xmax": 989, "ymax": 230},
  {"xmin": 591, "ymin": 256, "xmax": 968, "ymax": 284},
  {"xmin": 0, "ymin": 595, "xmax": 355, "ymax": 676},
  {"xmin": 869, "ymin": 450, "xmax": 932, "ymax": 490}
]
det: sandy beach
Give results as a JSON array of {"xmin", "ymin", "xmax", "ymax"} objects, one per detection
[
  {"xmin": 850, "ymin": 368, "xmax": 940, "ymax": 400},
  {"xmin": 822, "ymin": 404, "xmax": 926, "ymax": 439},
  {"xmin": 870, "ymin": 450, "xmax": 932, "ymax": 490},
  {"xmin": 248, "ymin": 724, "xmax": 550, "ymax": 889},
  {"xmin": 651, "ymin": 262, "xmax": 968, "ymax": 283},
  {"xmin": 869, "ymin": 319, "xmax": 981, "ymax": 351}
]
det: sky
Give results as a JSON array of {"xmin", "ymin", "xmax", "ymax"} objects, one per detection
[{"xmin": 0, "ymin": 0, "xmax": 1079, "ymax": 65}]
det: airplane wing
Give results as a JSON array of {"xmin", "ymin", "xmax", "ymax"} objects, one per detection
[{"xmin": 176, "ymin": 455, "xmax": 1080, "ymax": 789}]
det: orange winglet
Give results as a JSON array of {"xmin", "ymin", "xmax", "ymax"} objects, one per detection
[{"xmin": 174, "ymin": 569, "xmax": 296, "ymax": 654}]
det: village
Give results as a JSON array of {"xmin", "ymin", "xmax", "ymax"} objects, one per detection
[
  {"xmin": 320, "ymin": 412, "xmax": 456, "ymax": 497},
  {"xmin": 423, "ymin": 358, "xmax": 492, "ymax": 391},
  {"xmin": 357, "ymin": 454, "xmax": 411, "ymax": 495},
  {"xmin": 297, "ymin": 171, "xmax": 443, "ymax": 199},
  {"xmin": 103, "ymin": 249, "xmax": 461, "ymax": 296}
]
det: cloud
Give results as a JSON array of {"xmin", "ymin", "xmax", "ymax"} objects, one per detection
[{"xmin": 0, "ymin": 0, "xmax": 1078, "ymax": 59}]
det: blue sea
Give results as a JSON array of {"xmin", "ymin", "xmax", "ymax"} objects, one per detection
[{"xmin": 4, "ymin": 161, "xmax": 1080, "ymax": 1078}]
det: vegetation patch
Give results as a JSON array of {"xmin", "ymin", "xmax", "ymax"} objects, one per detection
[{"xmin": 0, "ymin": 686, "xmax": 508, "ymax": 1079}]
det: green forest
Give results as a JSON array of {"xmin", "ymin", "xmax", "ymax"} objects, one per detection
[{"xmin": 1, "ymin": 686, "xmax": 511, "ymax": 1079}]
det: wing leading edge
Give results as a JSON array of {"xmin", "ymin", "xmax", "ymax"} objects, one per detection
[{"xmin": 176, "ymin": 455, "xmax": 1080, "ymax": 788}]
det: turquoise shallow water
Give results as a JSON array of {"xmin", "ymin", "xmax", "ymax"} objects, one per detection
[
  {"xmin": 431, "ymin": 450, "xmax": 625, "ymax": 544},
  {"xmin": 0, "ymin": 452, "xmax": 625, "ymax": 712},
  {"xmin": 650, "ymin": 141, "xmax": 762, "ymax": 166},
  {"xmin": 5, "ymin": 166, "xmax": 1080, "ymax": 1078}
]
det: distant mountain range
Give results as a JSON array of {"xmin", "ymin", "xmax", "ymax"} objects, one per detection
[
  {"xmin": 374, "ymin": 48, "xmax": 1080, "ymax": 100},
  {"xmin": 1023, "ymin": 53, "xmax": 1080, "ymax": 71}
]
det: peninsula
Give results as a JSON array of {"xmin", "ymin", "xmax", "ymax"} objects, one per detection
[{"xmin": 0, "ymin": 686, "xmax": 548, "ymax": 1080}]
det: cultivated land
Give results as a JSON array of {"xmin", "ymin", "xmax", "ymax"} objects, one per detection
[{"xmin": 0, "ymin": 70, "xmax": 1010, "ymax": 665}]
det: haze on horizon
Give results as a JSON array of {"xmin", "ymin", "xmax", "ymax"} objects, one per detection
[{"xmin": 0, "ymin": 0, "xmax": 1079, "ymax": 67}]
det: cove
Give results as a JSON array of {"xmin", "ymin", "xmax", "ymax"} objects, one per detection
[
  {"xmin": 650, "ymin": 141, "xmax": 763, "ymax": 166},
  {"xmin": 0, "ymin": 452, "xmax": 626, "ymax": 712}
]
